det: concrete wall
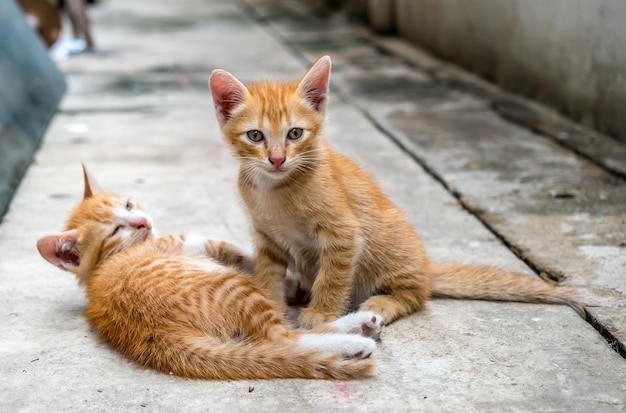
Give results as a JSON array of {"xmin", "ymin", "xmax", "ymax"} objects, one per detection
[{"xmin": 351, "ymin": 0, "xmax": 626, "ymax": 143}]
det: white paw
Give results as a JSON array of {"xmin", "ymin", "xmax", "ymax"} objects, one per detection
[
  {"xmin": 339, "ymin": 336, "xmax": 377, "ymax": 359},
  {"xmin": 331, "ymin": 311, "xmax": 385, "ymax": 339},
  {"xmin": 296, "ymin": 334, "xmax": 377, "ymax": 359}
]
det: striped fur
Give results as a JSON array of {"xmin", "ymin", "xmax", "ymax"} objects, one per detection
[
  {"xmin": 36, "ymin": 165, "xmax": 381, "ymax": 380},
  {"xmin": 208, "ymin": 56, "xmax": 585, "ymax": 329}
]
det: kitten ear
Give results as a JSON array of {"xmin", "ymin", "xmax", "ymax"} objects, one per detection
[
  {"xmin": 209, "ymin": 69, "xmax": 249, "ymax": 123},
  {"xmin": 82, "ymin": 163, "xmax": 102, "ymax": 199},
  {"xmin": 37, "ymin": 230, "xmax": 80, "ymax": 270},
  {"xmin": 297, "ymin": 55, "xmax": 331, "ymax": 112}
]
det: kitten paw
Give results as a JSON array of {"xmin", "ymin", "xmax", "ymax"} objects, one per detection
[
  {"xmin": 360, "ymin": 313, "xmax": 385, "ymax": 339},
  {"xmin": 296, "ymin": 334, "xmax": 376, "ymax": 359},
  {"xmin": 203, "ymin": 239, "xmax": 221, "ymax": 258},
  {"xmin": 204, "ymin": 239, "xmax": 254, "ymax": 275},
  {"xmin": 341, "ymin": 336, "xmax": 377, "ymax": 359},
  {"xmin": 331, "ymin": 311, "xmax": 385, "ymax": 340}
]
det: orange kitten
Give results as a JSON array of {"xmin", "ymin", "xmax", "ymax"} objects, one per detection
[
  {"xmin": 36, "ymin": 165, "xmax": 384, "ymax": 380},
  {"xmin": 208, "ymin": 56, "xmax": 585, "ymax": 329}
]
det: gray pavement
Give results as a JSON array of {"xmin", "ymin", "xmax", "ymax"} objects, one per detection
[{"xmin": 1, "ymin": 0, "xmax": 625, "ymax": 411}]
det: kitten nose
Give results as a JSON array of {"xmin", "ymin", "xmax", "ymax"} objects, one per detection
[
  {"xmin": 132, "ymin": 217, "xmax": 151, "ymax": 230},
  {"xmin": 269, "ymin": 156, "xmax": 286, "ymax": 168}
]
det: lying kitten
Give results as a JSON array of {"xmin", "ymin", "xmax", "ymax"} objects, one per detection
[{"xmin": 36, "ymin": 164, "xmax": 383, "ymax": 380}]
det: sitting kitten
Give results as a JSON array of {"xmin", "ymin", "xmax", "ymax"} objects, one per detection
[
  {"xmin": 208, "ymin": 56, "xmax": 585, "ymax": 328},
  {"xmin": 36, "ymin": 164, "xmax": 384, "ymax": 380}
]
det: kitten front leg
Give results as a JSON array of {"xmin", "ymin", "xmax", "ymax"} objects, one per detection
[
  {"xmin": 298, "ymin": 224, "xmax": 359, "ymax": 328},
  {"xmin": 204, "ymin": 239, "xmax": 255, "ymax": 275},
  {"xmin": 252, "ymin": 230, "xmax": 289, "ymax": 312},
  {"xmin": 180, "ymin": 235, "xmax": 254, "ymax": 274},
  {"xmin": 181, "ymin": 234, "xmax": 212, "ymax": 256}
]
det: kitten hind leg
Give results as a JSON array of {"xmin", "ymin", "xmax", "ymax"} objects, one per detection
[
  {"xmin": 357, "ymin": 265, "xmax": 432, "ymax": 325},
  {"xmin": 261, "ymin": 315, "xmax": 377, "ymax": 359},
  {"xmin": 358, "ymin": 271, "xmax": 431, "ymax": 325},
  {"xmin": 259, "ymin": 309, "xmax": 381, "ymax": 359},
  {"xmin": 359, "ymin": 292, "xmax": 428, "ymax": 325}
]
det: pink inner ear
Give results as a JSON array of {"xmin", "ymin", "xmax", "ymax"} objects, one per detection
[
  {"xmin": 37, "ymin": 232, "xmax": 80, "ymax": 268},
  {"xmin": 56, "ymin": 248, "xmax": 80, "ymax": 266},
  {"xmin": 209, "ymin": 70, "xmax": 248, "ymax": 122},
  {"xmin": 298, "ymin": 56, "xmax": 331, "ymax": 112}
]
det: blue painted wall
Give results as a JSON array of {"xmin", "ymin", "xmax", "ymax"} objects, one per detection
[{"xmin": 0, "ymin": 0, "xmax": 66, "ymax": 221}]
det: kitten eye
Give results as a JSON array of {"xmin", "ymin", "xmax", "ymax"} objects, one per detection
[
  {"xmin": 111, "ymin": 225, "xmax": 124, "ymax": 236},
  {"xmin": 126, "ymin": 200, "xmax": 134, "ymax": 211},
  {"xmin": 287, "ymin": 128, "xmax": 303, "ymax": 140},
  {"xmin": 246, "ymin": 130, "xmax": 264, "ymax": 142}
]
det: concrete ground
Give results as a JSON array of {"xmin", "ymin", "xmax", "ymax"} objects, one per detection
[{"xmin": 1, "ymin": 0, "xmax": 625, "ymax": 411}]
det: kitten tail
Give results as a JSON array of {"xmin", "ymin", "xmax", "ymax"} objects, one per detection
[{"xmin": 429, "ymin": 262, "xmax": 587, "ymax": 318}]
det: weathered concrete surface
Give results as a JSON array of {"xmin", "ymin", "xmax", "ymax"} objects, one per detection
[
  {"xmin": 364, "ymin": 0, "xmax": 626, "ymax": 145},
  {"xmin": 374, "ymin": 37, "xmax": 626, "ymax": 181},
  {"xmin": 1, "ymin": 0, "xmax": 625, "ymax": 411}
]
